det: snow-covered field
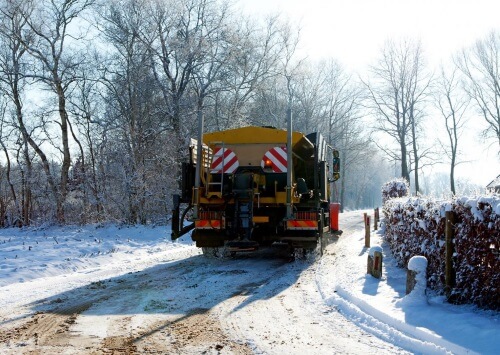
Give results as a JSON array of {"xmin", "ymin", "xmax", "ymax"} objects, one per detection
[{"xmin": 0, "ymin": 210, "xmax": 498, "ymax": 354}]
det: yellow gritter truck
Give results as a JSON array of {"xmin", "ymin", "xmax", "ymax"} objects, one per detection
[{"xmin": 171, "ymin": 125, "xmax": 341, "ymax": 257}]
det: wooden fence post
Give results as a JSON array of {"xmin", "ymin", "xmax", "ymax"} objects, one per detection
[
  {"xmin": 445, "ymin": 210, "xmax": 456, "ymax": 298},
  {"xmin": 365, "ymin": 216, "xmax": 370, "ymax": 248},
  {"xmin": 367, "ymin": 245, "xmax": 383, "ymax": 278},
  {"xmin": 373, "ymin": 250, "xmax": 383, "ymax": 278},
  {"xmin": 374, "ymin": 208, "xmax": 378, "ymax": 230},
  {"xmin": 367, "ymin": 254, "xmax": 373, "ymax": 275}
]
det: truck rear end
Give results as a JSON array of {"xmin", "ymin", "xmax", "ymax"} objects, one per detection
[{"xmin": 171, "ymin": 126, "xmax": 341, "ymax": 256}]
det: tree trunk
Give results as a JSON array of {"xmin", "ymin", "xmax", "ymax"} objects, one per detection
[
  {"xmin": 410, "ymin": 105, "xmax": 420, "ymax": 194},
  {"xmin": 68, "ymin": 116, "xmax": 88, "ymax": 223},
  {"xmin": 450, "ymin": 155, "xmax": 456, "ymax": 195},
  {"xmin": 56, "ymin": 82, "xmax": 71, "ymax": 223},
  {"xmin": 0, "ymin": 140, "xmax": 20, "ymax": 223},
  {"xmin": 400, "ymin": 140, "xmax": 410, "ymax": 183}
]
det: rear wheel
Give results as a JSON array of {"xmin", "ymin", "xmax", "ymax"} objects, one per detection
[{"xmin": 201, "ymin": 247, "xmax": 217, "ymax": 258}]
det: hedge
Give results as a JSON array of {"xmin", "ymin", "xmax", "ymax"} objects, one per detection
[{"xmin": 383, "ymin": 188, "xmax": 499, "ymax": 310}]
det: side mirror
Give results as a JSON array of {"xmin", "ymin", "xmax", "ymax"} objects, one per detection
[{"xmin": 332, "ymin": 150, "xmax": 340, "ymax": 181}]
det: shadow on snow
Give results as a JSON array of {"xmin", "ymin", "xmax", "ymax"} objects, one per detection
[{"xmin": 16, "ymin": 243, "xmax": 314, "ymax": 344}]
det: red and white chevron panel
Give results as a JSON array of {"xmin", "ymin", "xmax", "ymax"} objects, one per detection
[
  {"xmin": 210, "ymin": 147, "xmax": 239, "ymax": 173},
  {"xmin": 286, "ymin": 219, "xmax": 318, "ymax": 230},
  {"xmin": 261, "ymin": 146, "xmax": 287, "ymax": 173}
]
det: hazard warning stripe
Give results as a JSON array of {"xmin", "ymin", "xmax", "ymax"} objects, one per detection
[
  {"xmin": 261, "ymin": 147, "xmax": 287, "ymax": 173},
  {"xmin": 286, "ymin": 220, "xmax": 318, "ymax": 230},
  {"xmin": 195, "ymin": 220, "xmax": 223, "ymax": 229},
  {"xmin": 270, "ymin": 147, "xmax": 287, "ymax": 168},
  {"xmin": 211, "ymin": 148, "xmax": 229, "ymax": 169},
  {"xmin": 211, "ymin": 148, "xmax": 239, "ymax": 173}
]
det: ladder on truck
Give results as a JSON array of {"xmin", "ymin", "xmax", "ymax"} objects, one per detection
[{"xmin": 205, "ymin": 141, "xmax": 225, "ymax": 197}]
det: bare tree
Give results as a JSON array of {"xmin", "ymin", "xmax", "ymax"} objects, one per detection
[
  {"xmin": 210, "ymin": 14, "xmax": 285, "ymax": 129},
  {"xmin": 139, "ymin": 0, "xmax": 283, "ymax": 130},
  {"xmin": 0, "ymin": 100, "xmax": 18, "ymax": 225},
  {"xmin": 99, "ymin": 0, "xmax": 152, "ymax": 223},
  {"xmin": 67, "ymin": 62, "xmax": 107, "ymax": 221},
  {"xmin": 435, "ymin": 65, "xmax": 470, "ymax": 195},
  {"xmin": 100, "ymin": 0, "xmax": 175, "ymax": 224},
  {"xmin": 363, "ymin": 39, "xmax": 431, "ymax": 193},
  {"xmin": 0, "ymin": 0, "xmax": 35, "ymax": 225},
  {"xmin": 291, "ymin": 59, "xmax": 369, "ymax": 210},
  {"xmin": 293, "ymin": 62, "xmax": 328, "ymax": 134},
  {"xmin": 136, "ymin": 0, "xmax": 285, "ymax": 161},
  {"xmin": 249, "ymin": 20, "xmax": 303, "ymax": 130},
  {"xmin": 457, "ymin": 31, "xmax": 500, "ymax": 150},
  {"xmin": 406, "ymin": 42, "xmax": 432, "ymax": 194},
  {"xmin": 321, "ymin": 60, "xmax": 366, "ymax": 210},
  {"xmin": 138, "ymin": 0, "xmax": 200, "ymax": 143},
  {"xmin": 249, "ymin": 73, "xmax": 288, "ymax": 128},
  {"xmin": 14, "ymin": 0, "xmax": 94, "ymax": 222},
  {"xmin": 188, "ymin": 0, "xmax": 237, "ymax": 128}
]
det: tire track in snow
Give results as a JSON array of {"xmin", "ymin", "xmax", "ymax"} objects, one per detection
[{"xmin": 314, "ymin": 210, "xmax": 470, "ymax": 355}]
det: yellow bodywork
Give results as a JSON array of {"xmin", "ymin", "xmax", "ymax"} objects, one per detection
[
  {"xmin": 203, "ymin": 126, "xmax": 306, "ymax": 146},
  {"xmin": 194, "ymin": 126, "xmax": 314, "ymax": 206}
]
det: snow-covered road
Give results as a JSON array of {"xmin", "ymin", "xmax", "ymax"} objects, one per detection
[{"xmin": 0, "ymin": 210, "xmax": 497, "ymax": 354}]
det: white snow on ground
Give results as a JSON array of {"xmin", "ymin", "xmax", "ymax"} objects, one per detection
[
  {"xmin": 0, "ymin": 224, "xmax": 198, "ymax": 318},
  {"xmin": 0, "ymin": 211, "xmax": 499, "ymax": 354},
  {"xmin": 316, "ymin": 212, "xmax": 499, "ymax": 355}
]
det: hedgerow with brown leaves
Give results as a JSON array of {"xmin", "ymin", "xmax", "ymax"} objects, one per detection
[{"xmin": 382, "ymin": 181, "xmax": 499, "ymax": 310}]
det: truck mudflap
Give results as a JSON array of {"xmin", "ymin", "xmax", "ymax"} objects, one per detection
[{"xmin": 192, "ymin": 229, "xmax": 226, "ymax": 247}]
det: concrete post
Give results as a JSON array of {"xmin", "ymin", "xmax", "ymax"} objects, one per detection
[
  {"xmin": 406, "ymin": 269, "xmax": 417, "ymax": 295},
  {"xmin": 406, "ymin": 256, "xmax": 428, "ymax": 295}
]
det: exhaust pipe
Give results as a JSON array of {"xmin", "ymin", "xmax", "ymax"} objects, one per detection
[{"xmin": 286, "ymin": 106, "xmax": 293, "ymax": 219}]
